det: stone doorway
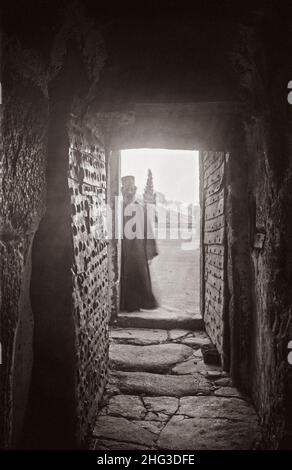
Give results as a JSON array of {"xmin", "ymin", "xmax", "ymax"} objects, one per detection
[
  {"xmin": 111, "ymin": 148, "xmax": 201, "ymax": 329},
  {"xmin": 108, "ymin": 147, "xmax": 229, "ymax": 357}
]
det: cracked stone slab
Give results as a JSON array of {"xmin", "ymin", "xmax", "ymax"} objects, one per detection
[
  {"xmin": 108, "ymin": 371, "xmax": 213, "ymax": 397},
  {"xmin": 132, "ymin": 420, "xmax": 165, "ymax": 434},
  {"xmin": 157, "ymin": 415, "xmax": 260, "ymax": 450},
  {"xmin": 172, "ymin": 358, "xmax": 209, "ymax": 375},
  {"xmin": 143, "ymin": 396, "xmax": 179, "ymax": 416},
  {"xmin": 168, "ymin": 329, "xmax": 191, "ymax": 341},
  {"xmin": 110, "ymin": 328, "xmax": 168, "ymax": 345},
  {"xmin": 214, "ymin": 387, "xmax": 245, "ymax": 399},
  {"xmin": 110, "ymin": 343, "xmax": 194, "ymax": 373},
  {"xmin": 180, "ymin": 332, "xmax": 212, "ymax": 348},
  {"xmin": 215, "ymin": 377, "xmax": 233, "ymax": 387},
  {"xmin": 93, "ymin": 439, "xmax": 152, "ymax": 450},
  {"xmin": 173, "ymin": 357, "xmax": 224, "ymax": 376},
  {"xmin": 145, "ymin": 411, "xmax": 170, "ymax": 422},
  {"xmin": 178, "ymin": 396, "xmax": 259, "ymax": 422},
  {"xmin": 93, "ymin": 416, "xmax": 157, "ymax": 447},
  {"xmin": 104, "ymin": 395, "xmax": 146, "ymax": 420}
]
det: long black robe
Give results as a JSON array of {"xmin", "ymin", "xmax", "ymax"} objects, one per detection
[{"xmin": 120, "ymin": 201, "xmax": 158, "ymax": 312}]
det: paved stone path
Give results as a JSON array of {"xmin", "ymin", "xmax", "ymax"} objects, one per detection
[{"xmin": 90, "ymin": 325, "xmax": 261, "ymax": 450}]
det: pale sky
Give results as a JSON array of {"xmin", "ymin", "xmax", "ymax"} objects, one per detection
[{"xmin": 121, "ymin": 149, "xmax": 199, "ymax": 204}]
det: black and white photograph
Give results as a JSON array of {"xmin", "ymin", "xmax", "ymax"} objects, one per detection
[{"xmin": 0, "ymin": 0, "xmax": 292, "ymax": 463}]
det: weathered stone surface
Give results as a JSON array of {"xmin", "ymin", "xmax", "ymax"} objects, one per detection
[
  {"xmin": 215, "ymin": 377, "xmax": 232, "ymax": 387},
  {"xmin": 109, "ymin": 371, "xmax": 213, "ymax": 397},
  {"xmin": 93, "ymin": 439, "xmax": 152, "ymax": 450},
  {"xmin": 172, "ymin": 358, "xmax": 208, "ymax": 375},
  {"xmin": 110, "ymin": 343, "xmax": 194, "ymax": 373},
  {"xmin": 181, "ymin": 332, "xmax": 212, "ymax": 348},
  {"xmin": 105, "ymin": 395, "xmax": 146, "ymax": 420},
  {"xmin": 168, "ymin": 329, "xmax": 190, "ymax": 341},
  {"xmin": 178, "ymin": 396, "xmax": 258, "ymax": 422},
  {"xmin": 132, "ymin": 420, "xmax": 165, "ymax": 434},
  {"xmin": 145, "ymin": 412, "xmax": 169, "ymax": 422},
  {"xmin": 193, "ymin": 349, "xmax": 203, "ymax": 358},
  {"xmin": 93, "ymin": 416, "xmax": 157, "ymax": 446},
  {"xmin": 202, "ymin": 153, "xmax": 226, "ymax": 362},
  {"xmin": 110, "ymin": 328, "xmax": 168, "ymax": 345},
  {"xmin": 143, "ymin": 396, "xmax": 179, "ymax": 416},
  {"xmin": 117, "ymin": 309, "xmax": 203, "ymax": 330},
  {"xmin": 157, "ymin": 415, "xmax": 260, "ymax": 450},
  {"xmin": 214, "ymin": 387, "xmax": 245, "ymax": 399}
]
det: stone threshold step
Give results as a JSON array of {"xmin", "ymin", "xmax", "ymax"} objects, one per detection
[
  {"xmin": 108, "ymin": 370, "xmax": 213, "ymax": 397},
  {"xmin": 109, "ymin": 342, "xmax": 195, "ymax": 374},
  {"xmin": 115, "ymin": 308, "xmax": 203, "ymax": 330}
]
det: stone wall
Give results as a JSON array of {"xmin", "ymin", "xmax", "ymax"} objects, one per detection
[
  {"xmin": 1, "ymin": 11, "xmax": 108, "ymax": 448},
  {"xmin": 28, "ymin": 113, "xmax": 109, "ymax": 448},
  {"xmin": 202, "ymin": 152, "xmax": 227, "ymax": 366},
  {"xmin": 0, "ymin": 70, "xmax": 49, "ymax": 448},
  {"xmin": 68, "ymin": 123, "xmax": 109, "ymax": 443},
  {"xmin": 233, "ymin": 18, "xmax": 292, "ymax": 447},
  {"xmin": 245, "ymin": 118, "xmax": 292, "ymax": 447}
]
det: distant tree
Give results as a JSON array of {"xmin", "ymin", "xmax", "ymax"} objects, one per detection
[{"xmin": 143, "ymin": 169, "xmax": 156, "ymax": 205}]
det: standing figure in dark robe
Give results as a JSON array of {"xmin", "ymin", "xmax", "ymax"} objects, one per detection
[{"xmin": 120, "ymin": 175, "xmax": 159, "ymax": 312}]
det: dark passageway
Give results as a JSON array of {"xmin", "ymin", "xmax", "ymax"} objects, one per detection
[
  {"xmin": 92, "ymin": 150, "xmax": 259, "ymax": 450},
  {"xmin": 1, "ymin": 0, "xmax": 292, "ymax": 453}
]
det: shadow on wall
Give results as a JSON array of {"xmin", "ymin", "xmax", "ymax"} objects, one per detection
[{"xmin": 23, "ymin": 152, "xmax": 77, "ymax": 449}]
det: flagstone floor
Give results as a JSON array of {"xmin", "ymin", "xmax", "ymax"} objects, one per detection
[{"xmin": 90, "ymin": 322, "xmax": 262, "ymax": 450}]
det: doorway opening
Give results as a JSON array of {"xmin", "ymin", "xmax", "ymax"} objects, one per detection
[
  {"xmin": 107, "ymin": 148, "xmax": 229, "ymax": 366},
  {"xmin": 119, "ymin": 148, "xmax": 200, "ymax": 318}
]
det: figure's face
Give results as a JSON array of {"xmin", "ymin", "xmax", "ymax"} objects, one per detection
[{"xmin": 121, "ymin": 185, "xmax": 136, "ymax": 204}]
